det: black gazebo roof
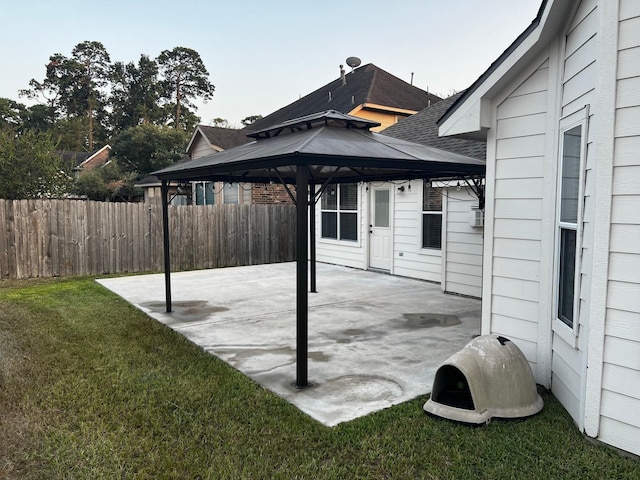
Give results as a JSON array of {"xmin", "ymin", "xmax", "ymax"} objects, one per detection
[{"xmin": 154, "ymin": 110, "xmax": 485, "ymax": 184}]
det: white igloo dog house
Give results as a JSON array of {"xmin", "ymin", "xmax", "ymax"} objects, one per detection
[{"xmin": 424, "ymin": 335, "xmax": 543, "ymax": 424}]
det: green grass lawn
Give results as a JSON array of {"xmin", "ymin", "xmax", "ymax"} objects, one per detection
[{"xmin": 1, "ymin": 277, "xmax": 638, "ymax": 479}]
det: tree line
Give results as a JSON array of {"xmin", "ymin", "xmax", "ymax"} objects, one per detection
[{"xmin": 0, "ymin": 41, "xmax": 216, "ymax": 201}]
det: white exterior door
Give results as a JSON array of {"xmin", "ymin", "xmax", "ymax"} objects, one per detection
[{"xmin": 369, "ymin": 185, "xmax": 392, "ymax": 270}]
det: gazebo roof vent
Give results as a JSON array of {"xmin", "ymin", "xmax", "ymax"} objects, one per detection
[{"xmin": 247, "ymin": 110, "xmax": 381, "ymax": 140}]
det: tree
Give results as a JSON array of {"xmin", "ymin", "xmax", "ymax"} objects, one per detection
[
  {"xmin": 241, "ymin": 115, "xmax": 263, "ymax": 127},
  {"xmin": 51, "ymin": 117, "xmax": 89, "ymax": 151},
  {"xmin": 20, "ymin": 41, "xmax": 111, "ymax": 150},
  {"xmin": 72, "ymin": 41, "xmax": 111, "ymax": 150},
  {"xmin": 157, "ymin": 47, "xmax": 215, "ymax": 128},
  {"xmin": 0, "ymin": 98, "xmax": 27, "ymax": 131},
  {"xmin": 110, "ymin": 123, "xmax": 187, "ymax": 177},
  {"xmin": 0, "ymin": 129, "xmax": 73, "ymax": 199},
  {"xmin": 110, "ymin": 55, "xmax": 163, "ymax": 132},
  {"xmin": 20, "ymin": 104, "xmax": 56, "ymax": 133},
  {"xmin": 212, "ymin": 117, "xmax": 229, "ymax": 128}
]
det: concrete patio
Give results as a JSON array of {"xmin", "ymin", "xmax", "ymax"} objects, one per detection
[{"xmin": 98, "ymin": 262, "xmax": 481, "ymax": 426}]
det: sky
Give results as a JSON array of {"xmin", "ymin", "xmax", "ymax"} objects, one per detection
[{"xmin": 1, "ymin": 0, "xmax": 542, "ymax": 128}]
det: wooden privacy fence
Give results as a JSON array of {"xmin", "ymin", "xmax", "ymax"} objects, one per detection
[{"xmin": 0, "ymin": 199, "xmax": 296, "ymax": 279}]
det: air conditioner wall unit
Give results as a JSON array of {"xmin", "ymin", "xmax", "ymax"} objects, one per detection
[{"xmin": 470, "ymin": 205, "xmax": 484, "ymax": 228}]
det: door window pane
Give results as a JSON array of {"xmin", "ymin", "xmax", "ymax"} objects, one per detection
[{"xmin": 374, "ymin": 189, "xmax": 389, "ymax": 228}]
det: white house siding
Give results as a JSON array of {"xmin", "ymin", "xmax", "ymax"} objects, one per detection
[
  {"xmin": 392, "ymin": 180, "xmax": 442, "ymax": 284},
  {"xmin": 549, "ymin": 0, "xmax": 599, "ymax": 425},
  {"xmin": 489, "ymin": 58, "xmax": 550, "ymax": 372},
  {"xmin": 443, "ymin": 188, "xmax": 483, "ymax": 298},
  {"xmin": 598, "ymin": 0, "xmax": 640, "ymax": 456},
  {"xmin": 191, "ymin": 138, "xmax": 218, "ymax": 159}
]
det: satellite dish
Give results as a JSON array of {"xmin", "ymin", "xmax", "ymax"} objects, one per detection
[{"xmin": 346, "ymin": 56, "xmax": 361, "ymax": 69}]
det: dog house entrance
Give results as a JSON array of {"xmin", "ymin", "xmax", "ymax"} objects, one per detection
[{"xmin": 431, "ymin": 365, "xmax": 474, "ymax": 410}]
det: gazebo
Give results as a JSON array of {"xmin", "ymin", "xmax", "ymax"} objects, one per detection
[{"xmin": 153, "ymin": 110, "xmax": 485, "ymax": 389}]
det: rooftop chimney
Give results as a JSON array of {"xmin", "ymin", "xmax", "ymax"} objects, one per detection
[{"xmin": 340, "ymin": 65, "xmax": 346, "ymax": 85}]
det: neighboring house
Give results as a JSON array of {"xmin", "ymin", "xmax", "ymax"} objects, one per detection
[
  {"xmin": 135, "ymin": 165, "xmax": 190, "ymax": 205},
  {"xmin": 311, "ymin": 93, "xmax": 486, "ymax": 298},
  {"xmin": 136, "ymin": 127, "xmax": 252, "ymax": 205},
  {"xmin": 185, "ymin": 124, "xmax": 272, "ymax": 205},
  {"xmin": 438, "ymin": 0, "xmax": 640, "ymax": 456},
  {"xmin": 59, "ymin": 145, "xmax": 111, "ymax": 178},
  {"xmin": 246, "ymin": 63, "xmax": 441, "ymax": 133},
  {"xmin": 186, "ymin": 124, "xmax": 250, "ymax": 158}
]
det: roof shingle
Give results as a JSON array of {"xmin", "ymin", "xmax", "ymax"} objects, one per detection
[
  {"xmin": 245, "ymin": 64, "xmax": 441, "ymax": 132},
  {"xmin": 382, "ymin": 91, "xmax": 486, "ymax": 160}
]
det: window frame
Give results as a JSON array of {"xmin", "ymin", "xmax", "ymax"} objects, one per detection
[
  {"xmin": 421, "ymin": 181, "xmax": 443, "ymax": 251},
  {"xmin": 553, "ymin": 107, "xmax": 588, "ymax": 345},
  {"xmin": 320, "ymin": 183, "xmax": 359, "ymax": 243},
  {"xmin": 193, "ymin": 181, "xmax": 216, "ymax": 205}
]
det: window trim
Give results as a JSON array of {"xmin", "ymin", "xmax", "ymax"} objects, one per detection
[
  {"xmin": 553, "ymin": 106, "xmax": 589, "ymax": 346},
  {"xmin": 420, "ymin": 181, "xmax": 444, "ymax": 252},
  {"xmin": 193, "ymin": 181, "xmax": 216, "ymax": 205}
]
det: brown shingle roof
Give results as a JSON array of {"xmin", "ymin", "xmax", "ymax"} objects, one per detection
[
  {"xmin": 382, "ymin": 91, "xmax": 486, "ymax": 160},
  {"xmin": 245, "ymin": 64, "xmax": 441, "ymax": 132},
  {"xmin": 197, "ymin": 125, "xmax": 250, "ymax": 150}
]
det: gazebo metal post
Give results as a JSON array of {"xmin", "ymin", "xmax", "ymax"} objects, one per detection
[
  {"xmin": 295, "ymin": 166, "xmax": 310, "ymax": 388},
  {"xmin": 309, "ymin": 180, "xmax": 317, "ymax": 293},
  {"xmin": 161, "ymin": 180, "xmax": 172, "ymax": 313}
]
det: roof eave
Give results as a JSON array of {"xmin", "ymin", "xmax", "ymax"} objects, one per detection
[{"xmin": 438, "ymin": 0, "xmax": 574, "ymax": 140}]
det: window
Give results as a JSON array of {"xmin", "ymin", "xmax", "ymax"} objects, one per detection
[
  {"xmin": 422, "ymin": 182, "xmax": 443, "ymax": 249},
  {"xmin": 223, "ymin": 182, "xmax": 239, "ymax": 204},
  {"xmin": 194, "ymin": 181, "xmax": 215, "ymax": 205},
  {"xmin": 556, "ymin": 124, "xmax": 583, "ymax": 328},
  {"xmin": 170, "ymin": 194, "xmax": 188, "ymax": 206},
  {"xmin": 321, "ymin": 183, "xmax": 358, "ymax": 241}
]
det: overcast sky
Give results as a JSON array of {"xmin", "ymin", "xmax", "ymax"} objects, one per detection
[{"xmin": 1, "ymin": 0, "xmax": 541, "ymax": 128}]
